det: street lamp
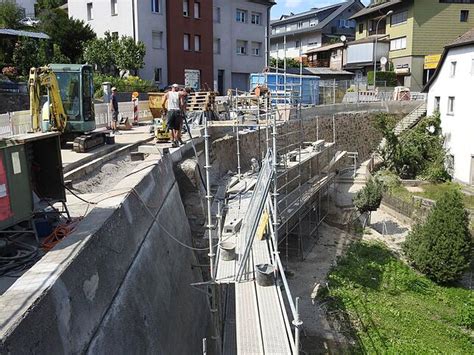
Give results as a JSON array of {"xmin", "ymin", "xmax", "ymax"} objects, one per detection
[{"xmin": 373, "ymin": 10, "xmax": 393, "ymax": 89}]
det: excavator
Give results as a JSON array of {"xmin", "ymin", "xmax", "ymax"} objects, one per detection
[{"xmin": 29, "ymin": 64, "xmax": 107, "ymax": 152}]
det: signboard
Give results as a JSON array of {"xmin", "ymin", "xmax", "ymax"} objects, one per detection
[
  {"xmin": 184, "ymin": 69, "xmax": 200, "ymax": 90},
  {"xmin": 424, "ymin": 54, "xmax": 441, "ymax": 70}
]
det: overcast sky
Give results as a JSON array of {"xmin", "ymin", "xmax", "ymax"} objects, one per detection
[{"xmin": 271, "ymin": 0, "xmax": 371, "ymax": 20}]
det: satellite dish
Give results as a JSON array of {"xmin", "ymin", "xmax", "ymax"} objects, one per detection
[
  {"xmin": 380, "ymin": 57, "xmax": 388, "ymax": 65},
  {"xmin": 340, "ymin": 35, "xmax": 347, "ymax": 42}
]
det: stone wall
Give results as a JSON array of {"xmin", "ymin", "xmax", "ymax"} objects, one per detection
[{"xmin": 0, "ymin": 93, "xmax": 30, "ymax": 114}]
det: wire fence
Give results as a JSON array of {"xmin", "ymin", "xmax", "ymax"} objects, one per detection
[{"xmin": 0, "ymin": 101, "xmax": 153, "ymax": 138}]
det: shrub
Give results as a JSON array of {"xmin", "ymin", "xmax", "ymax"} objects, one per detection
[
  {"xmin": 403, "ymin": 188, "xmax": 472, "ymax": 283},
  {"xmin": 1, "ymin": 66, "xmax": 18, "ymax": 79},
  {"xmin": 353, "ymin": 177, "xmax": 384, "ymax": 215},
  {"xmin": 368, "ymin": 70, "xmax": 397, "ymax": 86}
]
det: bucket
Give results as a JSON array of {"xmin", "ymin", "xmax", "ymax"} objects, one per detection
[
  {"xmin": 220, "ymin": 241, "xmax": 236, "ymax": 261},
  {"xmin": 256, "ymin": 263, "xmax": 275, "ymax": 287}
]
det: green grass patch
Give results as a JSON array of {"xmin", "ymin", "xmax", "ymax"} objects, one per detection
[
  {"xmin": 416, "ymin": 183, "xmax": 474, "ymax": 210},
  {"xmin": 326, "ymin": 241, "xmax": 474, "ymax": 353}
]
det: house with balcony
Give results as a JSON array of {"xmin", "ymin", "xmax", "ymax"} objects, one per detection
[
  {"xmin": 270, "ymin": 0, "xmax": 364, "ymax": 60},
  {"xmin": 349, "ymin": 0, "xmax": 474, "ymax": 91}
]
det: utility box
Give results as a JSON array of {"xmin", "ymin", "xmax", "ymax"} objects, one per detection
[{"xmin": 0, "ymin": 132, "xmax": 65, "ymax": 231}]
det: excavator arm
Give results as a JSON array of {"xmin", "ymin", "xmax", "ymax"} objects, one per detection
[{"xmin": 29, "ymin": 67, "xmax": 68, "ymax": 133}]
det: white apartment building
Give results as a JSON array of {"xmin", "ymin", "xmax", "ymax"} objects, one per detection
[
  {"xmin": 68, "ymin": 0, "xmax": 167, "ymax": 85},
  {"xmin": 270, "ymin": 0, "xmax": 364, "ymax": 59},
  {"xmin": 425, "ymin": 29, "xmax": 474, "ymax": 185},
  {"xmin": 4, "ymin": 0, "xmax": 36, "ymax": 17},
  {"xmin": 213, "ymin": 0, "xmax": 274, "ymax": 93}
]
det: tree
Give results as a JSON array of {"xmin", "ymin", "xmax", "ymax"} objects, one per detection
[
  {"xmin": 353, "ymin": 177, "xmax": 384, "ymax": 224},
  {"xmin": 38, "ymin": 8, "xmax": 95, "ymax": 63},
  {"xmin": 84, "ymin": 32, "xmax": 146, "ymax": 75},
  {"xmin": 403, "ymin": 188, "xmax": 471, "ymax": 283},
  {"xmin": 116, "ymin": 36, "xmax": 146, "ymax": 75},
  {"xmin": 269, "ymin": 57, "xmax": 301, "ymax": 69},
  {"xmin": 12, "ymin": 37, "xmax": 41, "ymax": 75},
  {"xmin": 36, "ymin": 0, "xmax": 67, "ymax": 11},
  {"xmin": 0, "ymin": 2, "xmax": 23, "ymax": 29}
]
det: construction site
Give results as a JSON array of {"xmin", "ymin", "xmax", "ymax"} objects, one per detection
[{"xmin": 0, "ymin": 60, "xmax": 427, "ymax": 354}]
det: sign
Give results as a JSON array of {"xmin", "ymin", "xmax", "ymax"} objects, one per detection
[
  {"xmin": 424, "ymin": 54, "xmax": 441, "ymax": 70},
  {"xmin": 184, "ymin": 69, "xmax": 201, "ymax": 90}
]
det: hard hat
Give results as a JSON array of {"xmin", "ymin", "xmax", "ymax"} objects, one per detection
[
  {"xmin": 111, "ymin": 87, "xmax": 117, "ymax": 91},
  {"xmin": 172, "ymin": 83, "xmax": 179, "ymax": 88}
]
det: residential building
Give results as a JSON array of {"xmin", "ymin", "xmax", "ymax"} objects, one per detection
[
  {"xmin": 306, "ymin": 42, "xmax": 346, "ymax": 70},
  {"xmin": 5, "ymin": 0, "xmax": 36, "ymax": 17},
  {"xmin": 166, "ymin": 0, "xmax": 213, "ymax": 90},
  {"xmin": 213, "ymin": 0, "xmax": 274, "ymax": 93},
  {"xmin": 68, "ymin": 0, "xmax": 168, "ymax": 85},
  {"xmin": 270, "ymin": 1, "xmax": 364, "ymax": 60},
  {"xmin": 424, "ymin": 29, "xmax": 474, "ymax": 185},
  {"xmin": 350, "ymin": 0, "xmax": 474, "ymax": 91}
]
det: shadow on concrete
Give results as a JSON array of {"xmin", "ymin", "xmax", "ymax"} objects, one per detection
[{"xmin": 371, "ymin": 219, "xmax": 409, "ymax": 236}]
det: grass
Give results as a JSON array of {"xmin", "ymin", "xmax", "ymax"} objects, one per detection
[
  {"xmin": 417, "ymin": 183, "xmax": 474, "ymax": 210},
  {"xmin": 326, "ymin": 241, "xmax": 474, "ymax": 353}
]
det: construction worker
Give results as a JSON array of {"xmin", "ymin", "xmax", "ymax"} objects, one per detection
[
  {"xmin": 177, "ymin": 87, "xmax": 191, "ymax": 145},
  {"xmin": 110, "ymin": 87, "xmax": 119, "ymax": 134},
  {"xmin": 162, "ymin": 84, "xmax": 186, "ymax": 147}
]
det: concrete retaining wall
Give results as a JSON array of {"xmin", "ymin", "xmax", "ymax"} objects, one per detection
[{"xmin": 0, "ymin": 155, "xmax": 210, "ymax": 353}]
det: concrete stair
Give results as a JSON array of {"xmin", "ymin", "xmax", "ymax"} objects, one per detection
[{"xmin": 394, "ymin": 102, "xmax": 427, "ymax": 136}]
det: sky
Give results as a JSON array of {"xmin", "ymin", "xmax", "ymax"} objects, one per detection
[{"xmin": 271, "ymin": 0, "xmax": 371, "ymax": 20}]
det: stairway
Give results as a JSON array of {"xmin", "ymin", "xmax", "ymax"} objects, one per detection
[{"xmin": 394, "ymin": 102, "xmax": 427, "ymax": 136}]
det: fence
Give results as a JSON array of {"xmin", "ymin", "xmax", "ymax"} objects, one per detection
[
  {"xmin": 318, "ymin": 79, "xmax": 427, "ymax": 105},
  {"xmin": 0, "ymin": 101, "xmax": 153, "ymax": 137}
]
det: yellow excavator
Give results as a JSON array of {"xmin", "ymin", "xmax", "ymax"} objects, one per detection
[{"xmin": 28, "ymin": 64, "xmax": 107, "ymax": 152}]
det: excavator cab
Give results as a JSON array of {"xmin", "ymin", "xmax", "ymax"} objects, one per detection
[{"xmin": 47, "ymin": 64, "xmax": 96, "ymax": 136}]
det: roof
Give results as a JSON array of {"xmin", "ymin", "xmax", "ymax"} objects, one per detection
[
  {"xmin": 347, "ymin": 34, "xmax": 390, "ymax": 45},
  {"xmin": 0, "ymin": 29, "xmax": 50, "ymax": 39},
  {"xmin": 350, "ymin": 0, "xmax": 404, "ymax": 20},
  {"xmin": 271, "ymin": 1, "xmax": 363, "ymax": 38},
  {"xmin": 306, "ymin": 42, "xmax": 345, "ymax": 55},
  {"xmin": 269, "ymin": 67, "xmax": 353, "ymax": 76},
  {"xmin": 423, "ymin": 28, "xmax": 474, "ymax": 92}
]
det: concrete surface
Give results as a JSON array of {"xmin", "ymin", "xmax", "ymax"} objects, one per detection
[{"xmin": 0, "ymin": 154, "xmax": 210, "ymax": 353}]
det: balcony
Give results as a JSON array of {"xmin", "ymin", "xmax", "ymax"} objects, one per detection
[{"xmin": 346, "ymin": 37, "xmax": 389, "ymax": 67}]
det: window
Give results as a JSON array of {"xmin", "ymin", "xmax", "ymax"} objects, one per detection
[
  {"xmin": 236, "ymin": 9, "xmax": 247, "ymax": 23},
  {"xmin": 447, "ymin": 96, "xmax": 455, "ymax": 115},
  {"xmin": 111, "ymin": 32, "xmax": 119, "ymax": 39},
  {"xmin": 295, "ymin": 40, "xmax": 300, "ymax": 48},
  {"xmin": 434, "ymin": 96, "xmax": 441, "ymax": 112},
  {"xmin": 151, "ymin": 0, "xmax": 160, "ymax": 13},
  {"xmin": 154, "ymin": 68, "xmax": 162, "ymax": 83},
  {"xmin": 111, "ymin": 0, "xmax": 118, "ymax": 16},
  {"xmin": 251, "ymin": 12, "xmax": 261, "ymax": 25},
  {"xmin": 214, "ymin": 38, "xmax": 221, "ymax": 54},
  {"xmin": 359, "ymin": 23, "xmax": 364, "ymax": 33},
  {"xmin": 184, "ymin": 33, "xmax": 190, "ymax": 50},
  {"xmin": 214, "ymin": 7, "xmax": 221, "ymax": 23},
  {"xmin": 297, "ymin": 21, "xmax": 303, "ymax": 29},
  {"xmin": 252, "ymin": 42, "xmax": 262, "ymax": 56},
  {"xmin": 450, "ymin": 61, "xmax": 457, "ymax": 77},
  {"xmin": 194, "ymin": 2, "xmax": 200, "ymax": 19},
  {"xmin": 461, "ymin": 10, "xmax": 469, "ymax": 22},
  {"xmin": 339, "ymin": 19, "xmax": 355, "ymax": 28},
  {"xmin": 194, "ymin": 35, "xmax": 201, "ymax": 51},
  {"xmin": 152, "ymin": 31, "xmax": 163, "ymax": 49},
  {"xmin": 390, "ymin": 37, "xmax": 407, "ymax": 51},
  {"xmin": 183, "ymin": 0, "xmax": 189, "ymax": 16},
  {"xmin": 236, "ymin": 40, "xmax": 247, "ymax": 55},
  {"xmin": 391, "ymin": 11, "xmax": 408, "ymax": 25},
  {"xmin": 87, "ymin": 2, "xmax": 93, "ymax": 20}
]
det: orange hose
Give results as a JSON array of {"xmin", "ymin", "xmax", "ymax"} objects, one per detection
[{"xmin": 41, "ymin": 218, "xmax": 82, "ymax": 251}]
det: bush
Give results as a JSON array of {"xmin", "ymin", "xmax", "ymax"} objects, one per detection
[
  {"xmin": 1, "ymin": 66, "xmax": 18, "ymax": 80},
  {"xmin": 403, "ymin": 188, "xmax": 472, "ymax": 283},
  {"xmin": 368, "ymin": 70, "xmax": 397, "ymax": 86},
  {"xmin": 353, "ymin": 177, "xmax": 384, "ymax": 215},
  {"xmin": 93, "ymin": 74, "xmax": 156, "ymax": 99}
]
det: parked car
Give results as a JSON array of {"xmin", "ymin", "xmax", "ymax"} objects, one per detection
[{"xmin": 19, "ymin": 17, "xmax": 40, "ymax": 27}]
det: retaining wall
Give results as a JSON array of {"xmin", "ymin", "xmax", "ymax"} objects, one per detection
[{"xmin": 0, "ymin": 155, "xmax": 210, "ymax": 353}]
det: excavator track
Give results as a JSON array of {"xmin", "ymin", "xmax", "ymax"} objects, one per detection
[{"xmin": 73, "ymin": 132, "xmax": 107, "ymax": 153}]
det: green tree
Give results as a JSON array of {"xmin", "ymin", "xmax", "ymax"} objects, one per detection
[
  {"xmin": 39, "ymin": 8, "xmax": 95, "ymax": 63},
  {"xmin": 269, "ymin": 57, "xmax": 301, "ymax": 69},
  {"xmin": 0, "ymin": 1, "xmax": 23, "ymax": 29},
  {"xmin": 353, "ymin": 177, "xmax": 384, "ymax": 224},
  {"xmin": 84, "ymin": 32, "xmax": 146, "ymax": 75},
  {"xmin": 116, "ymin": 36, "xmax": 146, "ymax": 75},
  {"xmin": 403, "ymin": 188, "xmax": 471, "ymax": 283},
  {"xmin": 12, "ymin": 37, "xmax": 40, "ymax": 75},
  {"xmin": 36, "ymin": 0, "xmax": 66, "ymax": 11}
]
